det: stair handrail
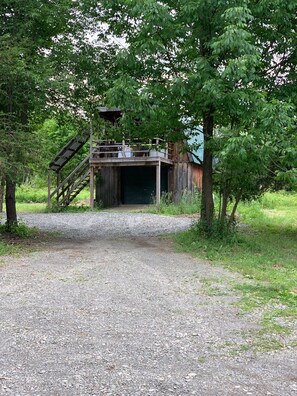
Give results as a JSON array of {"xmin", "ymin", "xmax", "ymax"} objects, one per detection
[
  {"xmin": 50, "ymin": 155, "xmax": 90, "ymax": 199},
  {"xmin": 59, "ymin": 169, "xmax": 90, "ymax": 206},
  {"xmin": 55, "ymin": 164, "xmax": 89, "ymax": 201}
]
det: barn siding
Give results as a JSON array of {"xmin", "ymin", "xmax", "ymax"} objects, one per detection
[
  {"xmin": 96, "ymin": 167, "xmax": 120, "ymax": 207},
  {"xmin": 192, "ymin": 165, "xmax": 203, "ymax": 190},
  {"xmin": 172, "ymin": 162, "xmax": 202, "ymax": 203},
  {"xmin": 95, "ymin": 141, "xmax": 204, "ymax": 207}
]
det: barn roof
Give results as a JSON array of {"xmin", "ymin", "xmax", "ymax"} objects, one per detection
[{"xmin": 98, "ymin": 107, "xmax": 122, "ymax": 123}]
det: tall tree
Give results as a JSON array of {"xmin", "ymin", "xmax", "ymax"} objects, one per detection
[{"xmin": 100, "ymin": 0, "xmax": 261, "ymax": 227}]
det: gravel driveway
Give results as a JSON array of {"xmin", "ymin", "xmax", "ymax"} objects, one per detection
[
  {"xmin": 15, "ymin": 212, "xmax": 193, "ymax": 239},
  {"xmin": 0, "ymin": 212, "xmax": 296, "ymax": 395}
]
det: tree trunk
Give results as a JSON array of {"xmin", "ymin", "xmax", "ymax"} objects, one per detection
[
  {"xmin": 5, "ymin": 177, "xmax": 17, "ymax": 229},
  {"xmin": 0, "ymin": 177, "xmax": 5, "ymax": 213},
  {"xmin": 200, "ymin": 107, "xmax": 214, "ymax": 226},
  {"xmin": 228, "ymin": 192, "xmax": 242, "ymax": 228},
  {"xmin": 221, "ymin": 187, "xmax": 229, "ymax": 223}
]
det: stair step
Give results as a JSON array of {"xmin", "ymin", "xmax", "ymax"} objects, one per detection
[{"xmin": 57, "ymin": 171, "xmax": 90, "ymax": 207}]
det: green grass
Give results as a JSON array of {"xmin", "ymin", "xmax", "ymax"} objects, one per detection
[
  {"xmin": 0, "ymin": 222, "xmax": 40, "ymax": 257},
  {"xmin": 175, "ymin": 191, "xmax": 297, "ymax": 349},
  {"xmin": 238, "ymin": 191, "xmax": 297, "ymax": 231},
  {"xmin": 147, "ymin": 190, "xmax": 201, "ymax": 215},
  {"xmin": 16, "ymin": 203, "xmax": 47, "ymax": 213},
  {"xmin": 0, "ymin": 222, "xmax": 39, "ymax": 237},
  {"xmin": 0, "ymin": 240, "xmax": 22, "ymax": 256},
  {"xmin": 16, "ymin": 185, "xmax": 48, "ymax": 203},
  {"xmin": 15, "ymin": 184, "xmax": 90, "ymax": 204},
  {"xmin": 1, "ymin": 185, "xmax": 92, "ymax": 213}
]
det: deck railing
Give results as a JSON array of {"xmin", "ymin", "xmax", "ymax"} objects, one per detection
[{"xmin": 91, "ymin": 139, "xmax": 174, "ymax": 161}]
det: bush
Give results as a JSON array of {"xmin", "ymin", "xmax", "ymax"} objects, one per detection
[{"xmin": 192, "ymin": 218, "xmax": 238, "ymax": 242}]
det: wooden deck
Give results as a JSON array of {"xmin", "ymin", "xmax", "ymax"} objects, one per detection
[
  {"xmin": 90, "ymin": 140, "xmax": 174, "ymax": 167},
  {"xmin": 90, "ymin": 157, "xmax": 173, "ymax": 167}
]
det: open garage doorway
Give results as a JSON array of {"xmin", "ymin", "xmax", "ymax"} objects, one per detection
[{"xmin": 121, "ymin": 166, "xmax": 168, "ymax": 205}]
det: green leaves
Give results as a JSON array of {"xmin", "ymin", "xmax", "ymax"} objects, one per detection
[
  {"xmin": 0, "ymin": 0, "xmax": 115, "ymax": 181},
  {"xmin": 96, "ymin": 0, "xmax": 297, "ymax": 215}
]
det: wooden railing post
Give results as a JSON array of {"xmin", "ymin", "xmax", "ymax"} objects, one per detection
[
  {"xmin": 122, "ymin": 139, "xmax": 125, "ymax": 157},
  {"xmin": 56, "ymin": 171, "xmax": 60, "ymax": 204}
]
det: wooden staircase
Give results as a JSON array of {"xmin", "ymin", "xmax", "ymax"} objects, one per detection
[
  {"xmin": 50, "ymin": 156, "xmax": 90, "ymax": 207},
  {"xmin": 48, "ymin": 132, "xmax": 91, "ymax": 208}
]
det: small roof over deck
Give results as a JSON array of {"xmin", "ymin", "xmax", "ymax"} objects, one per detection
[{"xmin": 98, "ymin": 107, "xmax": 122, "ymax": 123}]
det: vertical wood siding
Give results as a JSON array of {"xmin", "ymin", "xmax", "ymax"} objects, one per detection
[
  {"xmin": 96, "ymin": 167, "xmax": 120, "ymax": 207},
  {"xmin": 172, "ymin": 162, "xmax": 202, "ymax": 202}
]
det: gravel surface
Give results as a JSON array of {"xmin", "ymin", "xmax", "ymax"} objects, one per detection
[
  {"xmin": 16, "ymin": 212, "xmax": 194, "ymax": 239},
  {"xmin": 0, "ymin": 212, "xmax": 296, "ymax": 395}
]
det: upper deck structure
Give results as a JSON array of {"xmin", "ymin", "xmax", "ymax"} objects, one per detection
[{"xmin": 90, "ymin": 139, "xmax": 174, "ymax": 166}]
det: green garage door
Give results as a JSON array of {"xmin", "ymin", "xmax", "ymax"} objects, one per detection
[{"xmin": 121, "ymin": 166, "xmax": 168, "ymax": 204}]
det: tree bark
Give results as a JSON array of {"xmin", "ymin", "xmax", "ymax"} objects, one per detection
[
  {"xmin": 5, "ymin": 177, "xmax": 17, "ymax": 229},
  {"xmin": 200, "ymin": 107, "xmax": 214, "ymax": 226},
  {"xmin": 0, "ymin": 177, "xmax": 5, "ymax": 213},
  {"xmin": 228, "ymin": 192, "xmax": 242, "ymax": 228}
]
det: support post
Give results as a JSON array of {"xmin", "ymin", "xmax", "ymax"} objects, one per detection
[
  {"xmin": 56, "ymin": 171, "xmax": 60, "ymax": 205},
  {"xmin": 156, "ymin": 160, "xmax": 161, "ymax": 208},
  {"xmin": 90, "ymin": 166, "xmax": 94, "ymax": 209},
  {"xmin": 47, "ymin": 172, "xmax": 51, "ymax": 208},
  {"xmin": 122, "ymin": 139, "xmax": 125, "ymax": 157}
]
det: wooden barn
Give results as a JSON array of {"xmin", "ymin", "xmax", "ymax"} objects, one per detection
[{"xmin": 48, "ymin": 108, "xmax": 203, "ymax": 208}]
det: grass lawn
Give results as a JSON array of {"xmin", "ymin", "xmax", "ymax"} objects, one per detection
[
  {"xmin": 16, "ymin": 202, "xmax": 47, "ymax": 213},
  {"xmin": 0, "ymin": 185, "xmax": 92, "ymax": 214},
  {"xmin": 176, "ymin": 191, "xmax": 297, "ymax": 350},
  {"xmin": 0, "ymin": 222, "xmax": 41, "ymax": 257},
  {"xmin": 0, "ymin": 240, "xmax": 22, "ymax": 256}
]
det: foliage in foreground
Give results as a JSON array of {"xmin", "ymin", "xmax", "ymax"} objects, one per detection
[{"xmin": 175, "ymin": 191, "xmax": 297, "ymax": 348}]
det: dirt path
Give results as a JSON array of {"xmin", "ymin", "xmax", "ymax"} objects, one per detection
[{"xmin": 0, "ymin": 214, "xmax": 296, "ymax": 395}]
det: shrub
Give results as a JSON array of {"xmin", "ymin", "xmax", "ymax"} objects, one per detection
[{"xmin": 192, "ymin": 218, "xmax": 238, "ymax": 241}]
